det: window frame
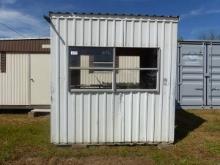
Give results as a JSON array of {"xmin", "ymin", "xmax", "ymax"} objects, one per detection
[{"xmin": 69, "ymin": 47, "xmax": 160, "ymax": 93}]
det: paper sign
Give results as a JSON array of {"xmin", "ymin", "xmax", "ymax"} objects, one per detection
[{"xmin": 70, "ymin": 51, "xmax": 78, "ymax": 55}]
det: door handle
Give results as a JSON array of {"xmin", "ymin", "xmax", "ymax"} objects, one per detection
[
  {"xmin": 212, "ymin": 88, "xmax": 220, "ymax": 91},
  {"xmin": 30, "ymin": 78, "xmax": 34, "ymax": 82},
  {"xmin": 195, "ymin": 88, "xmax": 203, "ymax": 90},
  {"xmin": 204, "ymin": 73, "xmax": 210, "ymax": 78}
]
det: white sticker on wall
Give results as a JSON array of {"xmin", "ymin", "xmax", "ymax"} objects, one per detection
[{"xmin": 70, "ymin": 51, "xmax": 78, "ymax": 55}]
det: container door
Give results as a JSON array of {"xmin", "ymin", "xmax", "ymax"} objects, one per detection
[
  {"xmin": 178, "ymin": 44, "xmax": 206, "ymax": 106},
  {"xmin": 207, "ymin": 44, "xmax": 220, "ymax": 106},
  {"xmin": 30, "ymin": 54, "xmax": 50, "ymax": 106}
]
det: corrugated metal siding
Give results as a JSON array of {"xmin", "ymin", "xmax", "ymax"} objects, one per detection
[
  {"xmin": 0, "ymin": 53, "xmax": 29, "ymax": 105},
  {"xmin": 0, "ymin": 39, "xmax": 50, "ymax": 53},
  {"xmin": 208, "ymin": 44, "xmax": 220, "ymax": 106},
  {"xmin": 63, "ymin": 17, "xmax": 178, "ymax": 47},
  {"xmin": 50, "ymin": 14, "xmax": 178, "ymax": 144},
  {"xmin": 177, "ymin": 41, "xmax": 220, "ymax": 108},
  {"xmin": 66, "ymin": 92, "xmax": 166, "ymax": 143}
]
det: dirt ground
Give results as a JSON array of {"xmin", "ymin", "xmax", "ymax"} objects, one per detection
[{"xmin": 5, "ymin": 156, "xmax": 154, "ymax": 165}]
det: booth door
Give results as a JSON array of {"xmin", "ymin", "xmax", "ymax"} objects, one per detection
[{"xmin": 30, "ymin": 54, "xmax": 50, "ymax": 106}]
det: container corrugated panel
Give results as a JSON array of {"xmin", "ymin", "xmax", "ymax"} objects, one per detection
[
  {"xmin": 50, "ymin": 13, "xmax": 178, "ymax": 144},
  {"xmin": 0, "ymin": 53, "xmax": 29, "ymax": 105},
  {"xmin": 208, "ymin": 44, "xmax": 220, "ymax": 106},
  {"xmin": 177, "ymin": 41, "xmax": 220, "ymax": 109}
]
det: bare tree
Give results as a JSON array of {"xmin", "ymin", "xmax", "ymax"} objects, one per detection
[{"xmin": 198, "ymin": 31, "xmax": 220, "ymax": 40}]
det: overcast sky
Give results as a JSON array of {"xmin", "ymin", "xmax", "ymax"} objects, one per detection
[{"xmin": 0, "ymin": 0, "xmax": 220, "ymax": 39}]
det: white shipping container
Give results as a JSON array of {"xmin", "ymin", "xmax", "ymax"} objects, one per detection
[{"xmin": 49, "ymin": 12, "xmax": 179, "ymax": 144}]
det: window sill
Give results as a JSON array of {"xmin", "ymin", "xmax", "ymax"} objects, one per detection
[{"xmin": 69, "ymin": 89, "xmax": 159, "ymax": 93}]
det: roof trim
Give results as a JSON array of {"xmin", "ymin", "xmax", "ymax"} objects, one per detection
[
  {"xmin": 0, "ymin": 38, "xmax": 50, "ymax": 53},
  {"xmin": 178, "ymin": 40, "xmax": 220, "ymax": 44},
  {"xmin": 48, "ymin": 11, "xmax": 179, "ymax": 20},
  {"xmin": 0, "ymin": 37, "xmax": 50, "ymax": 41}
]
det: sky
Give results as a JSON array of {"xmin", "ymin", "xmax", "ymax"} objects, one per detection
[{"xmin": 0, "ymin": 0, "xmax": 220, "ymax": 39}]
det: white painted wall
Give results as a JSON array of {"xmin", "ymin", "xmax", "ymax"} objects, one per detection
[
  {"xmin": 0, "ymin": 53, "xmax": 29, "ymax": 105},
  {"xmin": 30, "ymin": 54, "xmax": 51, "ymax": 105},
  {"xmin": 0, "ymin": 53, "xmax": 51, "ymax": 107}
]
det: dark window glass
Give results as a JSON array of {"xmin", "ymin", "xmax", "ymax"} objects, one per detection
[
  {"xmin": 115, "ymin": 48, "xmax": 158, "ymax": 89},
  {"xmin": 140, "ymin": 49, "xmax": 158, "ymax": 68},
  {"xmin": 69, "ymin": 47, "xmax": 113, "ymax": 68},
  {"xmin": 116, "ymin": 70, "xmax": 157, "ymax": 89},
  {"xmin": 0, "ymin": 52, "xmax": 6, "ymax": 73},
  {"xmin": 139, "ymin": 70, "xmax": 157, "ymax": 89},
  {"xmin": 69, "ymin": 69, "xmax": 80, "ymax": 88},
  {"xmin": 116, "ymin": 48, "xmax": 158, "ymax": 68}
]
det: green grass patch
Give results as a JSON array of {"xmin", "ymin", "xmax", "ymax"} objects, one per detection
[
  {"xmin": 205, "ymin": 141, "xmax": 220, "ymax": 155},
  {"xmin": 0, "ymin": 110, "xmax": 220, "ymax": 164}
]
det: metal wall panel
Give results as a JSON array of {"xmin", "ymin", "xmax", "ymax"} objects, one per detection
[
  {"xmin": 177, "ymin": 41, "xmax": 220, "ymax": 108},
  {"xmin": 207, "ymin": 44, "xmax": 220, "ymax": 106},
  {"xmin": 61, "ymin": 16, "xmax": 178, "ymax": 47},
  {"xmin": 66, "ymin": 92, "xmax": 171, "ymax": 143},
  {"xmin": 178, "ymin": 44, "xmax": 205, "ymax": 106},
  {"xmin": 50, "ymin": 14, "xmax": 178, "ymax": 144},
  {"xmin": 0, "ymin": 53, "xmax": 29, "ymax": 105}
]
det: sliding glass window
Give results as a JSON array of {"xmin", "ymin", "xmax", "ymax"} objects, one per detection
[{"xmin": 69, "ymin": 47, "xmax": 160, "ymax": 92}]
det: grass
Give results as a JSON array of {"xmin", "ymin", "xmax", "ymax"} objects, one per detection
[{"xmin": 0, "ymin": 110, "xmax": 220, "ymax": 165}]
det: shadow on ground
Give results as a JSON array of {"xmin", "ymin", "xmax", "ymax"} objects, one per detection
[
  {"xmin": 0, "ymin": 109, "xmax": 31, "ymax": 114},
  {"xmin": 175, "ymin": 109, "xmax": 206, "ymax": 143}
]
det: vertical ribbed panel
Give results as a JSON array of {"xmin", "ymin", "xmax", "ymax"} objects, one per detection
[
  {"xmin": 65, "ymin": 92, "xmax": 171, "ymax": 143},
  {"xmin": 60, "ymin": 16, "xmax": 178, "ymax": 47},
  {"xmin": 50, "ymin": 14, "xmax": 178, "ymax": 144},
  {"xmin": 59, "ymin": 18, "xmax": 68, "ymax": 144},
  {"xmin": 0, "ymin": 53, "xmax": 29, "ymax": 105}
]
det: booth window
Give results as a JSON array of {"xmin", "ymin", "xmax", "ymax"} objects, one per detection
[
  {"xmin": 69, "ymin": 47, "xmax": 159, "ymax": 91},
  {"xmin": 90, "ymin": 51, "xmax": 113, "ymax": 69},
  {"xmin": 69, "ymin": 47, "xmax": 113, "ymax": 89},
  {"xmin": 0, "ymin": 52, "xmax": 6, "ymax": 73},
  {"xmin": 115, "ymin": 48, "xmax": 159, "ymax": 90}
]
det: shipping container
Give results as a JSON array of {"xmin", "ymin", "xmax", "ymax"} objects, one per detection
[
  {"xmin": 48, "ymin": 12, "xmax": 179, "ymax": 145},
  {"xmin": 177, "ymin": 41, "xmax": 220, "ymax": 109}
]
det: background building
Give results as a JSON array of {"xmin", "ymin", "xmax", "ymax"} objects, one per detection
[{"xmin": 0, "ymin": 38, "xmax": 50, "ymax": 109}]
